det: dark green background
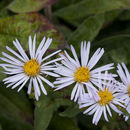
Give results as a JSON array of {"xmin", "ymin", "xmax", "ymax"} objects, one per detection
[{"xmin": 0, "ymin": 0, "xmax": 130, "ymax": 130}]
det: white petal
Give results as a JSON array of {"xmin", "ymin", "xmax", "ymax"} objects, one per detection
[
  {"xmin": 55, "ymin": 80, "xmax": 75, "ymax": 91},
  {"xmin": 32, "ymin": 34, "xmax": 36, "ymax": 58},
  {"xmin": 33, "ymin": 77, "xmax": 41, "ymax": 96},
  {"xmin": 3, "ymin": 73, "xmax": 25, "ymax": 83},
  {"xmin": 41, "ymin": 50, "xmax": 61, "ymax": 62},
  {"xmin": 94, "ymin": 107, "xmax": 103, "ymax": 125},
  {"xmin": 122, "ymin": 63, "xmax": 130, "ymax": 83},
  {"xmin": 88, "ymin": 48, "xmax": 104, "ymax": 70},
  {"xmin": 29, "ymin": 36, "xmax": 33, "ymax": 59},
  {"xmin": 92, "ymin": 105, "xmax": 101, "ymax": 124},
  {"xmin": 64, "ymin": 50, "xmax": 79, "ymax": 67},
  {"xmin": 2, "ymin": 52, "xmax": 23, "ymax": 65},
  {"xmin": 14, "ymin": 39, "xmax": 29, "ymax": 61},
  {"xmin": 83, "ymin": 103, "xmax": 97, "ymax": 114},
  {"xmin": 91, "ymin": 63, "xmax": 114, "ymax": 74},
  {"xmin": 84, "ymin": 41, "xmax": 90, "ymax": 66},
  {"xmin": 106, "ymin": 104, "xmax": 112, "ymax": 117},
  {"xmin": 41, "ymin": 71, "xmax": 60, "ymax": 77},
  {"xmin": 103, "ymin": 106, "xmax": 109, "ymax": 122},
  {"xmin": 70, "ymin": 45, "xmax": 80, "ymax": 66},
  {"xmin": 71, "ymin": 83, "xmax": 78, "ymax": 100},
  {"xmin": 126, "ymin": 102, "xmax": 130, "ymax": 113},
  {"xmin": 11, "ymin": 76, "xmax": 27, "ymax": 89},
  {"xmin": 27, "ymin": 78, "xmax": 33, "ymax": 94},
  {"xmin": 54, "ymin": 77, "xmax": 74, "ymax": 84},
  {"xmin": 17, "ymin": 77, "xmax": 29, "ymax": 92},
  {"xmin": 37, "ymin": 77, "xmax": 47, "ymax": 95},
  {"xmin": 6, "ymin": 46, "xmax": 25, "ymax": 62},
  {"xmin": 42, "ymin": 57, "xmax": 64, "ymax": 66},
  {"xmin": 109, "ymin": 103, "xmax": 122, "ymax": 114},
  {"xmin": 74, "ymin": 84, "xmax": 81, "ymax": 102},
  {"xmin": 38, "ymin": 38, "xmax": 52, "ymax": 61},
  {"xmin": 38, "ymin": 75, "xmax": 54, "ymax": 88},
  {"xmin": 88, "ymin": 105, "xmax": 99, "ymax": 115},
  {"xmin": 35, "ymin": 37, "xmax": 46, "ymax": 59},
  {"xmin": 0, "ymin": 57, "xmax": 22, "ymax": 66}
]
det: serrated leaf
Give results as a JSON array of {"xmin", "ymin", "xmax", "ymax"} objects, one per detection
[
  {"xmin": 8, "ymin": 0, "xmax": 56, "ymax": 13},
  {"xmin": 68, "ymin": 14, "xmax": 104, "ymax": 50},
  {"xmin": 54, "ymin": 0, "xmax": 130, "ymax": 22}
]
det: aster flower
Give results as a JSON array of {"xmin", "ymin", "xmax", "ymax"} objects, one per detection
[
  {"xmin": 54, "ymin": 41, "xmax": 115, "ymax": 102},
  {"xmin": 0, "ymin": 35, "xmax": 63, "ymax": 100},
  {"xmin": 117, "ymin": 63, "xmax": 130, "ymax": 114},
  {"xmin": 78, "ymin": 78, "xmax": 125, "ymax": 125}
]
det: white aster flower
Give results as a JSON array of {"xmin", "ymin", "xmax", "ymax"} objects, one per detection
[
  {"xmin": 0, "ymin": 35, "xmax": 63, "ymax": 100},
  {"xmin": 54, "ymin": 41, "xmax": 115, "ymax": 102},
  {"xmin": 78, "ymin": 78, "xmax": 125, "ymax": 125},
  {"xmin": 117, "ymin": 63, "xmax": 130, "ymax": 114}
]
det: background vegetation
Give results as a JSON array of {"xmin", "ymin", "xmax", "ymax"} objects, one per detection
[{"xmin": 0, "ymin": 0, "xmax": 130, "ymax": 130}]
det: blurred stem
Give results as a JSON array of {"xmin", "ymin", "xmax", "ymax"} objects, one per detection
[{"xmin": 44, "ymin": 5, "xmax": 52, "ymax": 21}]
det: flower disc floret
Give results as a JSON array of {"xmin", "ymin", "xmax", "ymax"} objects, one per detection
[
  {"xmin": 23, "ymin": 59, "xmax": 40, "ymax": 77},
  {"xmin": 98, "ymin": 88, "xmax": 114, "ymax": 106},
  {"xmin": 74, "ymin": 67, "xmax": 90, "ymax": 83}
]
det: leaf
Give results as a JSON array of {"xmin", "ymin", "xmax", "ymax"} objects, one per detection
[
  {"xmin": 34, "ymin": 95, "xmax": 56, "ymax": 130},
  {"xmin": 68, "ymin": 14, "xmax": 104, "ymax": 50},
  {"xmin": 0, "ymin": 0, "xmax": 13, "ymax": 17},
  {"xmin": 0, "ymin": 13, "xmax": 64, "ymax": 49},
  {"xmin": 57, "ymin": 25, "xmax": 72, "ymax": 40},
  {"xmin": 8, "ymin": 0, "xmax": 56, "ymax": 13},
  {"xmin": 0, "ymin": 0, "xmax": 12, "ymax": 10},
  {"xmin": 0, "ymin": 13, "xmax": 65, "ymax": 81},
  {"xmin": 59, "ymin": 103, "xmax": 80, "ymax": 118},
  {"xmin": 0, "ymin": 85, "xmax": 33, "ymax": 130},
  {"xmin": 34, "ymin": 93, "xmax": 71, "ymax": 130},
  {"xmin": 47, "ymin": 114, "xmax": 80, "ymax": 130},
  {"xmin": 119, "ymin": 10, "xmax": 130, "ymax": 21},
  {"xmin": 54, "ymin": 0, "xmax": 130, "ymax": 22},
  {"xmin": 104, "ymin": 10, "xmax": 122, "ymax": 25},
  {"xmin": 93, "ymin": 35, "xmax": 130, "ymax": 65}
]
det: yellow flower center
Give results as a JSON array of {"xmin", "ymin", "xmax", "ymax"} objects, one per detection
[
  {"xmin": 23, "ymin": 59, "xmax": 40, "ymax": 77},
  {"xmin": 98, "ymin": 88, "xmax": 114, "ymax": 106},
  {"xmin": 74, "ymin": 67, "xmax": 90, "ymax": 83},
  {"xmin": 127, "ymin": 85, "xmax": 130, "ymax": 96}
]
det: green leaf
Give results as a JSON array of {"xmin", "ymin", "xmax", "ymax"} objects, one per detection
[
  {"xmin": 93, "ymin": 35, "xmax": 130, "ymax": 65},
  {"xmin": 0, "ymin": 13, "xmax": 64, "ymax": 81},
  {"xmin": 8, "ymin": 0, "xmax": 56, "ymax": 13},
  {"xmin": 68, "ymin": 14, "xmax": 104, "ymax": 50},
  {"xmin": 0, "ymin": 0, "xmax": 13, "ymax": 17},
  {"xmin": 0, "ymin": 13, "xmax": 64, "ymax": 49},
  {"xmin": 0, "ymin": 0, "xmax": 12, "ymax": 10},
  {"xmin": 104, "ymin": 10, "xmax": 122, "ymax": 25},
  {"xmin": 119, "ymin": 10, "xmax": 130, "ymax": 21},
  {"xmin": 59, "ymin": 103, "xmax": 80, "ymax": 118},
  {"xmin": 54, "ymin": 0, "xmax": 130, "ymax": 22},
  {"xmin": 34, "ymin": 92, "xmax": 72, "ymax": 130},
  {"xmin": 0, "ymin": 85, "xmax": 33, "ymax": 130},
  {"xmin": 48, "ymin": 114, "xmax": 80, "ymax": 130},
  {"xmin": 34, "ymin": 95, "xmax": 56, "ymax": 130}
]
